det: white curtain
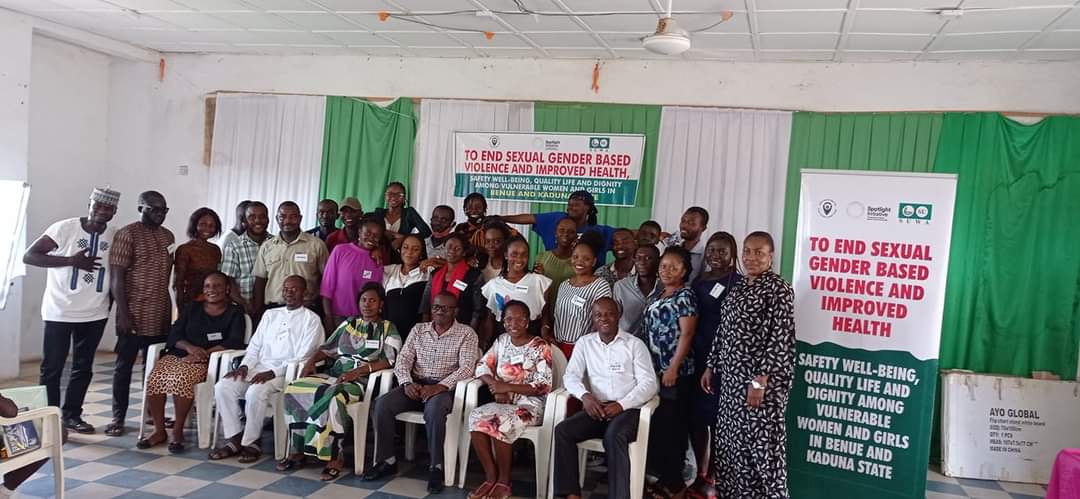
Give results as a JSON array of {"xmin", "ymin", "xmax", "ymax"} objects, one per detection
[
  {"xmin": 207, "ymin": 94, "xmax": 325, "ymax": 233},
  {"xmin": 412, "ymin": 99, "xmax": 533, "ymax": 231},
  {"xmin": 652, "ymin": 107, "xmax": 793, "ymax": 271}
]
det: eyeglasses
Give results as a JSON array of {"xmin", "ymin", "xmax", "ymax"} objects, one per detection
[
  {"xmin": 431, "ymin": 304, "xmax": 457, "ymax": 312},
  {"xmin": 139, "ymin": 205, "xmax": 169, "ymax": 214}
]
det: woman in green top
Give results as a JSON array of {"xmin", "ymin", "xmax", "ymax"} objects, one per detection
[
  {"xmin": 532, "ymin": 217, "xmax": 577, "ymax": 290},
  {"xmin": 279, "ymin": 282, "xmax": 402, "ymax": 481}
]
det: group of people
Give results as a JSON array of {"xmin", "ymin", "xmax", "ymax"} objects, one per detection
[{"xmin": 25, "ymin": 184, "xmax": 796, "ymax": 498}]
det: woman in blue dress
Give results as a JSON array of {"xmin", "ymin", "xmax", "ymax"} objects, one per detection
[{"xmin": 688, "ymin": 232, "xmax": 742, "ymax": 498}]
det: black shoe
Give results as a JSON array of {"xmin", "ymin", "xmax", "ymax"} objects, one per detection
[
  {"xmin": 427, "ymin": 467, "xmax": 444, "ymax": 494},
  {"xmin": 63, "ymin": 417, "xmax": 95, "ymax": 434},
  {"xmin": 361, "ymin": 460, "xmax": 397, "ymax": 481}
]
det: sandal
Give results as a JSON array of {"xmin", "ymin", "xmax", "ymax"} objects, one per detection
[
  {"xmin": 208, "ymin": 441, "xmax": 241, "ymax": 460},
  {"xmin": 468, "ymin": 480, "xmax": 495, "ymax": 499},
  {"xmin": 237, "ymin": 444, "xmax": 262, "ymax": 464},
  {"xmin": 167, "ymin": 441, "xmax": 185, "ymax": 454},
  {"xmin": 275, "ymin": 456, "xmax": 305, "ymax": 472},
  {"xmin": 488, "ymin": 483, "xmax": 512, "ymax": 499},
  {"xmin": 319, "ymin": 463, "xmax": 343, "ymax": 482},
  {"xmin": 136, "ymin": 432, "xmax": 167, "ymax": 449},
  {"xmin": 104, "ymin": 422, "xmax": 124, "ymax": 437}
]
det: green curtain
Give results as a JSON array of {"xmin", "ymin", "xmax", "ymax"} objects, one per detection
[
  {"xmin": 779, "ymin": 112, "xmax": 943, "ymax": 279},
  {"xmin": 935, "ymin": 113, "xmax": 1080, "ymax": 380},
  {"xmin": 529, "ymin": 102, "xmax": 662, "ymax": 258},
  {"xmin": 318, "ymin": 97, "xmax": 416, "ymax": 214}
]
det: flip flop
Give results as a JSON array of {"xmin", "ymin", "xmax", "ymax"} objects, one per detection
[
  {"xmin": 135, "ymin": 433, "xmax": 167, "ymax": 449},
  {"xmin": 275, "ymin": 457, "xmax": 305, "ymax": 472},
  {"xmin": 488, "ymin": 483, "xmax": 512, "ymax": 499},
  {"xmin": 468, "ymin": 480, "xmax": 495, "ymax": 499},
  {"xmin": 237, "ymin": 444, "xmax": 262, "ymax": 464},
  {"xmin": 168, "ymin": 441, "xmax": 185, "ymax": 454},
  {"xmin": 208, "ymin": 441, "xmax": 241, "ymax": 460},
  {"xmin": 319, "ymin": 465, "xmax": 343, "ymax": 482}
]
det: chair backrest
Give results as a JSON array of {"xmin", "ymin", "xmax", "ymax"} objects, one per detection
[
  {"xmin": 548, "ymin": 346, "xmax": 568, "ymax": 392},
  {"xmin": 243, "ymin": 314, "xmax": 253, "ymax": 343}
]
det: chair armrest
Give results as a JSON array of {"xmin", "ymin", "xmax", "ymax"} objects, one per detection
[
  {"xmin": 283, "ymin": 361, "xmax": 306, "ymax": 384},
  {"xmin": 634, "ymin": 395, "xmax": 660, "ymax": 441},
  {"xmin": 215, "ymin": 350, "xmax": 247, "ymax": 379},
  {"xmin": 365, "ymin": 369, "xmax": 395, "ymax": 399},
  {"xmin": 541, "ymin": 387, "xmax": 566, "ymax": 428},
  {"xmin": 206, "ymin": 350, "xmax": 237, "ymax": 384},
  {"xmin": 0, "ymin": 406, "xmax": 61, "ymax": 426},
  {"xmin": 0, "ymin": 406, "xmax": 62, "ymax": 447},
  {"xmin": 462, "ymin": 379, "xmax": 484, "ymax": 412},
  {"xmin": 143, "ymin": 343, "xmax": 167, "ymax": 378}
]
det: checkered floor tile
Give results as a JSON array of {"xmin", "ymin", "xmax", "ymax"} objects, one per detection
[{"xmin": 6, "ymin": 358, "xmax": 1049, "ymax": 498}]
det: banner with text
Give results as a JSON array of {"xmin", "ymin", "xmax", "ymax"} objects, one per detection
[
  {"xmin": 786, "ymin": 170, "xmax": 957, "ymax": 499},
  {"xmin": 453, "ymin": 131, "xmax": 645, "ymax": 206}
]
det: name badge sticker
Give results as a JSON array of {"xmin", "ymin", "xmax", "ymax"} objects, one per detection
[
  {"xmin": 364, "ymin": 339, "xmax": 381, "ymax": 349},
  {"xmin": 608, "ymin": 362, "xmax": 624, "ymax": 373},
  {"xmin": 709, "ymin": 282, "xmax": 726, "ymax": 299},
  {"xmin": 294, "ymin": 253, "xmax": 309, "ymax": 263},
  {"xmin": 362, "ymin": 269, "xmax": 373, "ymax": 279},
  {"xmin": 570, "ymin": 295, "xmax": 586, "ymax": 308},
  {"xmin": 510, "ymin": 354, "xmax": 525, "ymax": 365},
  {"xmin": 514, "ymin": 283, "xmax": 530, "ymax": 293},
  {"xmin": 452, "ymin": 280, "xmax": 468, "ymax": 291},
  {"xmin": 409, "ymin": 267, "xmax": 421, "ymax": 277},
  {"xmin": 207, "ymin": 332, "xmax": 223, "ymax": 341}
]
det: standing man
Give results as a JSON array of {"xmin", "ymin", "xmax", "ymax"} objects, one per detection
[
  {"xmin": 305, "ymin": 198, "xmax": 339, "ymax": 242},
  {"xmin": 106, "ymin": 191, "xmax": 174, "ymax": 437},
  {"xmin": 425, "ymin": 205, "xmax": 455, "ymax": 260},
  {"xmin": 221, "ymin": 201, "xmax": 269, "ymax": 315},
  {"xmin": 661, "ymin": 207, "xmax": 709, "ymax": 282},
  {"xmin": 551, "ymin": 297, "xmax": 658, "ymax": 499},
  {"xmin": 613, "ymin": 244, "xmax": 663, "ymax": 341},
  {"xmin": 217, "ymin": 200, "xmax": 250, "ymax": 252},
  {"xmin": 366, "ymin": 292, "xmax": 479, "ymax": 493},
  {"xmin": 325, "ymin": 197, "xmax": 361, "ymax": 256},
  {"xmin": 253, "ymin": 202, "xmax": 328, "ymax": 318},
  {"xmin": 210, "ymin": 275, "xmax": 323, "ymax": 463},
  {"xmin": 23, "ymin": 187, "xmax": 120, "ymax": 434}
]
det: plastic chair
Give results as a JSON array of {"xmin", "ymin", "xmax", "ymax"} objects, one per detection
[
  {"xmin": 393, "ymin": 378, "xmax": 472, "ymax": 487},
  {"xmin": 209, "ymin": 353, "xmax": 303, "ymax": 453},
  {"xmin": 457, "ymin": 347, "xmax": 568, "ymax": 498},
  {"xmin": 547, "ymin": 393, "xmax": 660, "ymax": 499},
  {"xmin": 0, "ymin": 387, "xmax": 64, "ymax": 498},
  {"xmin": 348, "ymin": 369, "xmax": 396, "ymax": 474},
  {"xmin": 138, "ymin": 314, "xmax": 252, "ymax": 449}
]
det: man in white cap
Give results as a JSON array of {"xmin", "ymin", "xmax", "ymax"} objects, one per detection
[{"xmin": 23, "ymin": 187, "xmax": 121, "ymax": 434}]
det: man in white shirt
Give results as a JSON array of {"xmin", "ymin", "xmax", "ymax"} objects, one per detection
[
  {"xmin": 210, "ymin": 275, "xmax": 323, "ymax": 462},
  {"xmin": 552, "ymin": 297, "xmax": 659, "ymax": 499},
  {"xmin": 22, "ymin": 187, "xmax": 120, "ymax": 434}
]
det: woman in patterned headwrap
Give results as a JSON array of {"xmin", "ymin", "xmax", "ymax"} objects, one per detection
[{"xmin": 278, "ymin": 282, "xmax": 402, "ymax": 481}]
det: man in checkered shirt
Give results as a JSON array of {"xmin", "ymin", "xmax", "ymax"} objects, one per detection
[
  {"xmin": 366, "ymin": 291, "xmax": 480, "ymax": 493},
  {"xmin": 220, "ymin": 201, "xmax": 269, "ymax": 316}
]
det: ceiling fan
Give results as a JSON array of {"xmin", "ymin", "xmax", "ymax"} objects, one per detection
[{"xmin": 642, "ymin": 0, "xmax": 733, "ymax": 55}]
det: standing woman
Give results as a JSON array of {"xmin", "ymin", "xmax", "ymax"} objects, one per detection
[
  {"xmin": 140, "ymin": 272, "xmax": 245, "ymax": 453},
  {"xmin": 383, "ymin": 234, "xmax": 429, "ymax": 341},
  {"xmin": 419, "ymin": 234, "xmax": 486, "ymax": 334},
  {"xmin": 541, "ymin": 231, "xmax": 611, "ymax": 359},
  {"xmin": 533, "ymin": 218, "xmax": 577, "ymax": 291},
  {"xmin": 173, "ymin": 208, "xmax": 222, "ymax": 309},
  {"xmin": 480, "ymin": 221, "xmax": 511, "ymax": 283},
  {"xmin": 688, "ymin": 232, "xmax": 742, "ymax": 498},
  {"xmin": 374, "ymin": 182, "xmax": 431, "ymax": 248},
  {"xmin": 279, "ymin": 282, "xmax": 402, "ymax": 480},
  {"xmin": 702, "ymin": 231, "xmax": 795, "ymax": 498},
  {"xmin": 321, "ymin": 216, "xmax": 385, "ymax": 334},
  {"xmin": 641, "ymin": 246, "xmax": 698, "ymax": 498},
  {"xmin": 466, "ymin": 300, "xmax": 553, "ymax": 499},
  {"xmin": 480, "ymin": 237, "xmax": 553, "ymax": 343}
]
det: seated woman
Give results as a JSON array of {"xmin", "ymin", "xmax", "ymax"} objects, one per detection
[
  {"xmin": 279, "ymin": 282, "xmax": 403, "ymax": 481},
  {"xmin": 467, "ymin": 300, "xmax": 554, "ymax": 499},
  {"xmin": 139, "ymin": 272, "xmax": 245, "ymax": 453}
]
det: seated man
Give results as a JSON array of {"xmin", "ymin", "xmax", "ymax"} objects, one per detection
[
  {"xmin": 365, "ymin": 291, "xmax": 479, "ymax": 494},
  {"xmin": 551, "ymin": 297, "xmax": 659, "ymax": 499},
  {"xmin": 209, "ymin": 275, "xmax": 323, "ymax": 463}
]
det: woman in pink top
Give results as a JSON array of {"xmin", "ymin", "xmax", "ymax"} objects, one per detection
[{"xmin": 320, "ymin": 216, "xmax": 385, "ymax": 334}]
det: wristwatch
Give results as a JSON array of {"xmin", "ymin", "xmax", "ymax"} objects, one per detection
[{"xmin": 750, "ymin": 379, "xmax": 767, "ymax": 390}]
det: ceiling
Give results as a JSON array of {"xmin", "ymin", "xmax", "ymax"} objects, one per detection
[{"xmin": 3, "ymin": 0, "xmax": 1080, "ymax": 61}]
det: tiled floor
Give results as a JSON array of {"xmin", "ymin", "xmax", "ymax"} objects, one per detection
[{"xmin": 2, "ymin": 355, "xmax": 1049, "ymax": 498}]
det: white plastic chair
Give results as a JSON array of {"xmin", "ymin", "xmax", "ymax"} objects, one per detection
[
  {"xmin": 393, "ymin": 378, "xmax": 472, "ymax": 487},
  {"xmin": 348, "ymin": 369, "xmax": 395, "ymax": 474},
  {"xmin": 138, "ymin": 314, "xmax": 252, "ymax": 449},
  {"xmin": 547, "ymin": 393, "xmax": 660, "ymax": 499},
  {"xmin": 457, "ymin": 347, "xmax": 569, "ymax": 499},
  {"xmin": 0, "ymin": 388, "xmax": 64, "ymax": 499}
]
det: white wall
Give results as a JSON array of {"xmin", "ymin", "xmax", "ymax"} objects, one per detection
[
  {"xmin": 0, "ymin": 10, "xmax": 33, "ymax": 377},
  {"xmin": 20, "ymin": 35, "xmax": 112, "ymax": 362}
]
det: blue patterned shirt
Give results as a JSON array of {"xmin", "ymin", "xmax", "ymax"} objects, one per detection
[{"xmin": 642, "ymin": 286, "xmax": 698, "ymax": 376}]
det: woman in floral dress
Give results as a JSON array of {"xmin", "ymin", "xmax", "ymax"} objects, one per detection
[
  {"xmin": 466, "ymin": 300, "xmax": 554, "ymax": 499},
  {"xmin": 279, "ymin": 282, "xmax": 402, "ymax": 481}
]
